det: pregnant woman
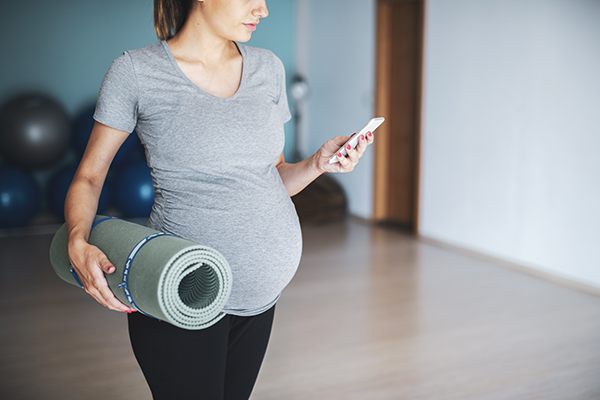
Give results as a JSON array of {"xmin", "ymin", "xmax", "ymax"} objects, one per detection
[{"xmin": 64, "ymin": 0, "xmax": 374, "ymax": 398}]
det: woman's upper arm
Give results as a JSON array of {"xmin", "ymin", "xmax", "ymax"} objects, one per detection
[
  {"xmin": 81, "ymin": 51, "xmax": 138, "ymax": 185},
  {"xmin": 76, "ymin": 121, "xmax": 131, "ymax": 185}
]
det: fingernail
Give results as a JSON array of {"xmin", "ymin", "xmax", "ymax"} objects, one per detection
[
  {"xmin": 125, "ymin": 310, "xmax": 132, "ymax": 314},
  {"xmin": 107, "ymin": 266, "xmax": 115, "ymax": 273},
  {"xmin": 338, "ymin": 152, "xmax": 343, "ymax": 157},
  {"xmin": 346, "ymin": 144, "xmax": 351, "ymax": 150},
  {"xmin": 360, "ymin": 135, "xmax": 365, "ymax": 140},
  {"xmin": 368, "ymin": 132, "xmax": 372, "ymax": 137}
]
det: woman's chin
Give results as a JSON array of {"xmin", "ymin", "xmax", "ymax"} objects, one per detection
[{"xmin": 234, "ymin": 33, "xmax": 253, "ymax": 43}]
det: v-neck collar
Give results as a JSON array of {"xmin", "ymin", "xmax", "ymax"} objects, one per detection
[{"xmin": 161, "ymin": 40, "xmax": 246, "ymax": 101}]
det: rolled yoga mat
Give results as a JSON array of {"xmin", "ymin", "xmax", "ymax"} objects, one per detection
[{"xmin": 49, "ymin": 216, "xmax": 232, "ymax": 330}]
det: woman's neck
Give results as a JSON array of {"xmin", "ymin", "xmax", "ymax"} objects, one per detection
[{"xmin": 166, "ymin": 12, "xmax": 238, "ymax": 67}]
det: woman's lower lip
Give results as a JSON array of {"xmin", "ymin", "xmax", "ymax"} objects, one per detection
[{"xmin": 244, "ymin": 24, "xmax": 257, "ymax": 32}]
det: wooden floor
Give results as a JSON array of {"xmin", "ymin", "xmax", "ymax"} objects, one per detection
[{"xmin": 1, "ymin": 218, "xmax": 599, "ymax": 400}]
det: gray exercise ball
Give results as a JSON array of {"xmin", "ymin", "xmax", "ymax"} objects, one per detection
[{"xmin": 0, "ymin": 94, "xmax": 71, "ymax": 169}]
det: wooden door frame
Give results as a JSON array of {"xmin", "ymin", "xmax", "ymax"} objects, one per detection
[{"xmin": 373, "ymin": 0, "xmax": 425, "ymax": 234}]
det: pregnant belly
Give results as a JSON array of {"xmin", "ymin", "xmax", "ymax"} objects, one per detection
[{"xmin": 151, "ymin": 190, "xmax": 303, "ymax": 314}]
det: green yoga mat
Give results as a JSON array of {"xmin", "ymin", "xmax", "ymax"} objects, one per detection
[{"xmin": 49, "ymin": 216, "xmax": 232, "ymax": 330}]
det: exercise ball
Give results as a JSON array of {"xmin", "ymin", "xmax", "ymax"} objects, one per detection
[
  {"xmin": 113, "ymin": 161, "xmax": 155, "ymax": 218},
  {"xmin": 73, "ymin": 105, "xmax": 143, "ymax": 165},
  {"xmin": 47, "ymin": 165, "xmax": 112, "ymax": 221},
  {"xmin": 0, "ymin": 166, "xmax": 40, "ymax": 228},
  {"xmin": 0, "ymin": 94, "xmax": 71, "ymax": 169}
]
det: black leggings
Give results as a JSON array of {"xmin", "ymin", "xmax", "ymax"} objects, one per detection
[{"xmin": 127, "ymin": 306, "xmax": 275, "ymax": 400}]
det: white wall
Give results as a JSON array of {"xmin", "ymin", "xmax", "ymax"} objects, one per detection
[
  {"xmin": 421, "ymin": 0, "xmax": 600, "ymax": 287},
  {"xmin": 297, "ymin": 0, "xmax": 377, "ymax": 219}
]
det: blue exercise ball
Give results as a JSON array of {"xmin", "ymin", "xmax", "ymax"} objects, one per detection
[
  {"xmin": 73, "ymin": 104, "xmax": 143, "ymax": 165},
  {"xmin": 0, "ymin": 166, "xmax": 40, "ymax": 228},
  {"xmin": 0, "ymin": 94, "xmax": 71, "ymax": 169},
  {"xmin": 113, "ymin": 161, "xmax": 155, "ymax": 218},
  {"xmin": 47, "ymin": 165, "xmax": 112, "ymax": 221}
]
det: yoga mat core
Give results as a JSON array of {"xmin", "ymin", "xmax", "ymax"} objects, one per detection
[
  {"xmin": 178, "ymin": 264, "xmax": 219, "ymax": 309},
  {"xmin": 49, "ymin": 216, "xmax": 232, "ymax": 330}
]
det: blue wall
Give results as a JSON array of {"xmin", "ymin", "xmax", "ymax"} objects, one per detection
[
  {"xmin": 0, "ymin": 1, "xmax": 157, "ymax": 117},
  {"xmin": 0, "ymin": 0, "xmax": 296, "ymax": 158}
]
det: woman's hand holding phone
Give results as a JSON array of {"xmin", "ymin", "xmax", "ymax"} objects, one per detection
[{"xmin": 312, "ymin": 117, "xmax": 383, "ymax": 174}]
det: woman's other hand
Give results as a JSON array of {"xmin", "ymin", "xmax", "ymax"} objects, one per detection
[
  {"xmin": 68, "ymin": 238, "xmax": 135, "ymax": 313},
  {"xmin": 313, "ymin": 131, "xmax": 375, "ymax": 174}
]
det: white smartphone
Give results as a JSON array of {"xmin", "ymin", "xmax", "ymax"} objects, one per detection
[{"xmin": 327, "ymin": 117, "xmax": 385, "ymax": 164}]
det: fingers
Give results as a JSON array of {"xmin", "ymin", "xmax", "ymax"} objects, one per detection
[
  {"xmin": 323, "ymin": 135, "xmax": 352, "ymax": 154},
  {"xmin": 70, "ymin": 245, "xmax": 135, "ymax": 313},
  {"xmin": 315, "ymin": 131, "xmax": 375, "ymax": 174},
  {"xmin": 354, "ymin": 133, "xmax": 368, "ymax": 156},
  {"xmin": 366, "ymin": 130, "xmax": 374, "ymax": 144},
  {"xmin": 84, "ymin": 272, "xmax": 133, "ymax": 313},
  {"xmin": 337, "ymin": 131, "xmax": 373, "ymax": 171},
  {"xmin": 98, "ymin": 255, "xmax": 116, "ymax": 274},
  {"xmin": 336, "ymin": 149, "xmax": 354, "ymax": 171}
]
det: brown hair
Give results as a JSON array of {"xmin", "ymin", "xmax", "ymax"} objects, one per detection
[{"xmin": 154, "ymin": 0, "xmax": 194, "ymax": 40}]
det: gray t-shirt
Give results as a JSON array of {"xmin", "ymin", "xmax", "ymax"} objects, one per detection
[{"xmin": 94, "ymin": 41, "xmax": 302, "ymax": 316}]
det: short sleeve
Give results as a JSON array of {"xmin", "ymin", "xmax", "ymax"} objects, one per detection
[
  {"xmin": 93, "ymin": 52, "xmax": 139, "ymax": 133},
  {"xmin": 273, "ymin": 56, "xmax": 292, "ymax": 124}
]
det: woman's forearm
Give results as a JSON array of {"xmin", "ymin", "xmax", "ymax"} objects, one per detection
[
  {"xmin": 276, "ymin": 154, "xmax": 322, "ymax": 197},
  {"xmin": 65, "ymin": 121, "xmax": 129, "ymax": 246},
  {"xmin": 64, "ymin": 174, "xmax": 104, "ymax": 246},
  {"xmin": 276, "ymin": 132, "xmax": 375, "ymax": 197}
]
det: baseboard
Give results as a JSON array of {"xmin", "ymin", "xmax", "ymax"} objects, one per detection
[{"xmin": 419, "ymin": 235, "xmax": 600, "ymax": 299}]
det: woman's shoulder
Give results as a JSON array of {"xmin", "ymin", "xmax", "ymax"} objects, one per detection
[
  {"xmin": 104, "ymin": 41, "xmax": 170, "ymax": 80},
  {"xmin": 236, "ymin": 43, "xmax": 283, "ymax": 69},
  {"xmin": 100, "ymin": 41, "xmax": 172, "ymax": 92},
  {"xmin": 124, "ymin": 41, "xmax": 168, "ymax": 63}
]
